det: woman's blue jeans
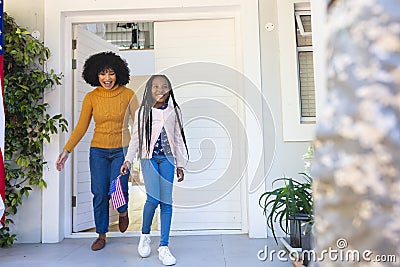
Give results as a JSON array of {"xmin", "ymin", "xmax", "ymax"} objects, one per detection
[
  {"xmin": 141, "ymin": 155, "xmax": 175, "ymax": 246},
  {"xmin": 89, "ymin": 147, "xmax": 129, "ymax": 234}
]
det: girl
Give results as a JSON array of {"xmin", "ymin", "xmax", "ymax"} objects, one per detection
[{"xmin": 120, "ymin": 74, "xmax": 188, "ymax": 266}]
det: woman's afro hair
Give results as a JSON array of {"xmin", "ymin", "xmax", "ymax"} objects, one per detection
[{"xmin": 82, "ymin": 51, "xmax": 130, "ymax": 86}]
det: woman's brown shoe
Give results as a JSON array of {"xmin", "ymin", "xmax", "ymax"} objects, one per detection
[
  {"xmin": 119, "ymin": 212, "xmax": 129, "ymax": 233},
  {"xmin": 91, "ymin": 237, "xmax": 106, "ymax": 251}
]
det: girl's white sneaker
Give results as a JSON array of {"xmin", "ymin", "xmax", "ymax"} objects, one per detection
[
  {"xmin": 157, "ymin": 246, "xmax": 176, "ymax": 266},
  {"xmin": 138, "ymin": 234, "xmax": 151, "ymax": 257}
]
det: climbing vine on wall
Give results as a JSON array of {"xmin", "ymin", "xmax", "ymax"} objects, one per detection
[{"xmin": 0, "ymin": 12, "xmax": 68, "ymax": 247}]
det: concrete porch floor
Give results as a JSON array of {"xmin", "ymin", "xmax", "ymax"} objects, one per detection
[{"xmin": 1, "ymin": 234, "xmax": 294, "ymax": 267}]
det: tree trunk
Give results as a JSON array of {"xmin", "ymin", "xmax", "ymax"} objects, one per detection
[{"xmin": 313, "ymin": 0, "xmax": 400, "ymax": 266}]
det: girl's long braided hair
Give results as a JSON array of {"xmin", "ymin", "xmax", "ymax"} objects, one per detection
[{"xmin": 137, "ymin": 75, "xmax": 189, "ymax": 161}]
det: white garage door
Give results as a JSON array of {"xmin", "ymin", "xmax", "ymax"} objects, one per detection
[{"xmin": 154, "ymin": 19, "xmax": 245, "ymax": 231}]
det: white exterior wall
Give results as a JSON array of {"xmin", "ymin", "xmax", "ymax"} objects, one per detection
[
  {"xmin": 258, "ymin": 0, "xmax": 311, "ymax": 238},
  {"xmin": 4, "ymin": 0, "xmax": 318, "ymax": 243},
  {"xmin": 4, "ymin": 1, "xmax": 44, "ymax": 41}
]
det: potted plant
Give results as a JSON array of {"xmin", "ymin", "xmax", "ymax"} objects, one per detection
[
  {"xmin": 259, "ymin": 146, "xmax": 314, "ymax": 247},
  {"xmin": 259, "ymin": 173, "xmax": 313, "ymax": 248}
]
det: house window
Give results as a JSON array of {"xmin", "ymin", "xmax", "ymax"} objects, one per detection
[
  {"xmin": 277, "ymin": 1, "xmax": 315, "ymax": 141},
  {"xmin": 295, "ymin": 8, "xmax": 315, "ymax": 122},
  {"xmin": 83, "ymin": 22, "xmax": 155, "ymax": 50},
  {"xmin": 105, "ymin": 22, "xmax": 154, "ymax": 50}
]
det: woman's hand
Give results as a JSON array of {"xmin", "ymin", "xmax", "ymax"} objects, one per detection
[
  {"xmin": 177, "ymin": 167, "xmax": 184, "ymax": 182},
  {"xmin": 120, "ymin": 161, "xmax": 131, "ymax": 175},
  {"xmin": 56, "ymin": 149, "xmax": 70, "ymax": 171}
]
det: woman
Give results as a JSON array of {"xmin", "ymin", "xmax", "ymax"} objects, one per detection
[
  {"xmin": 56, "ymin": 51, "xmax": 139, "ymax": 251},
  {"xmin": 120, "ymin": 75, "xmax": 188, "ymax": 266}
]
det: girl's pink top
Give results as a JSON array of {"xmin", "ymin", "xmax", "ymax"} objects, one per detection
[{"xmin": 124, "ymin": 99, "xmax": 187, "ymax": 168}]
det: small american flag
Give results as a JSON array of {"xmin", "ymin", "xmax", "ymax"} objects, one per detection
[{"xmin": 109, "ymin": 175, "xmax": 126, "ymax": 210}]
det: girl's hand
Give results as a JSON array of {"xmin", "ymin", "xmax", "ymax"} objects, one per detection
[
  {"xmin": 120, "ymin": 161, "xmax": 131, "ymax": 175},
  {"xmin": 177, "ymin": 167, "xmax": 184, "ymax": 182},
  {"xmin": 56, "ymin": 149, "xmax": 70, "ymax": 171}
]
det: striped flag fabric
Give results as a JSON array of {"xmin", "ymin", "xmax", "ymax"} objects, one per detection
[
  {"xmin": 0, "ymin": 0, "xmax": 6, "ymax": 226},
  {"xmin": 109, "ymin": 175, "xmax": 126, "ymax": 210},
  {"xmin": 0, "ymin": 153, "xmax": 4, "ymax": 223}
]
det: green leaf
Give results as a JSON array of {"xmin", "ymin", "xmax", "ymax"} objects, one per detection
[
  {"xmin": 2, "ymin": 11, "xmax": 68, "ymax": 246},
  {"xmin": 259, "ymin": 173, "xmax": 313, "ymax": 244}
]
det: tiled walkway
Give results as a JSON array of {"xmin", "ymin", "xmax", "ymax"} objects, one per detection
[{"xmin": 1, "ymin": 234, "xmax": 294, "ymax": 267}]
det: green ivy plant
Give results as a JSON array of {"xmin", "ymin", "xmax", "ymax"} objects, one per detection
[{"xmin": 0, "ymin": 12, "xmax": 68, "ymax": 247}]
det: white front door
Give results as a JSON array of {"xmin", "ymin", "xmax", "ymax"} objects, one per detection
[
  {"xmin": 72, "ymin": 25, "xmax": 119, "ymax": 232},
  {"xmin": 154, "ymin": 19, "xmax": 245, "ymax": 231}
]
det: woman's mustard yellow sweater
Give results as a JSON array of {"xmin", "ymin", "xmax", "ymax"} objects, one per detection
[{"xmin": 64, "ymin": 85, "xmax": 139, "ymax": 152}]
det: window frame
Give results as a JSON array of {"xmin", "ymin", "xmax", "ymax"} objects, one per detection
[{"xmin": 277, "ymin": 0, "xmax": 315, "ymax": 141}]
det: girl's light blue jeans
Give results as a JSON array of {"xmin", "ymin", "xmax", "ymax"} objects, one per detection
[
  {"xmin": 89, "ymin": 147, "xmax": 129, "ymax": 234},
  {"xmin": 141, "ymin": 155, "xmax": 175, "ymax": 246}
]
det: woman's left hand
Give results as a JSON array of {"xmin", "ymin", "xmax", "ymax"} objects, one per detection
[{"xmin": 177, "ymin": 167, "xmax": 184, "ymax": 182}]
